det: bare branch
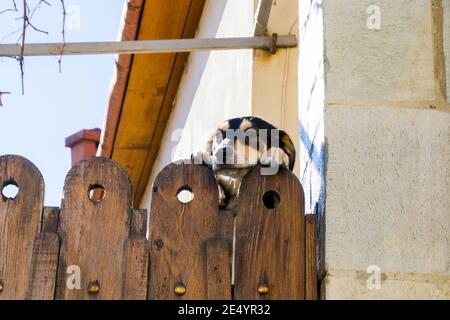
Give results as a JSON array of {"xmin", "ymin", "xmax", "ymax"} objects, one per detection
[
  {"xmin": 0, "ymin": 0, "xmax": 18, "ymax": 15},
  {"xmin": 1, "ymin": 0, "xmax": 65, "ymax": 96},
  {"xmin": 58, "ymin": 0, "xmax": 66, "ymax": 73},
  {"xmin": 0, "ymin": 91, "xmax": 12, "ymax": 107},
  {"xmin": 19, "ymin": 0, "xmax": 27, "ymax": 95},
  {"xmin": 27, "ymin": 20, "xmax": 49, "ymax": 35}
]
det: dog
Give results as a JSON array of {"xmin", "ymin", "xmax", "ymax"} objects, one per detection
[{"xmin": 191, "ymin": 116, "xmax": 296, "ymax": 209}]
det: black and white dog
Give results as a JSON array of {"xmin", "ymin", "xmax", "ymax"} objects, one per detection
[{"xmin": 191, "ymin": 116, "xmax": 296, "ymax": 209}]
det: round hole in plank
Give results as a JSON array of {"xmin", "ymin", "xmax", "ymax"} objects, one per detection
[
  {"xmin": 88, "ymin": 184, "xmax": 106, "ymax": 203},
  {"xmin": 176, "ymin": 186, "xmax": 194, "ymax": 204},
  {"xmin": 2, "ymin": 181, "xmax": 19, "ymax": 200},
  {"xmin": 263, "ymin": 190, "xmax": 280, "ymax": 210}
]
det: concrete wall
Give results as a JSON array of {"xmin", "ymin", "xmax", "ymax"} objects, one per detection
[{"xmin": 318, "ymin": 0, "xmax": 450, "ymax": 299}]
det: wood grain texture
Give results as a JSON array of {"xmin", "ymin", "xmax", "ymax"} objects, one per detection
[
  {"xmin": 0, "ymin": 155, "xmax": 44, "ymax": 300},
  {"xmin": 206, "ymin": 237, "xmax": 231, "ymax": 299},
  {"xmin": 55, "ymin": 157, "xmax": 133, "ymax": 300},
  {"xmin": 149, "ymin": 161, "xmax": 224, "ymax": 299},
  {"xmin": 234, "ymin": 165, "xmax": 306, "ymax": 300},
  {"xmin": 28, "ymin": 207, "xmax": 60, "ymax": 300},
  {"xmin": 122, "ymin": 209, "xmax": 149, "ymax": 300},
  {"xmin": 218, "ymin": 209, "xmax": 234, "ymax": 247},
  {"xmin": 305, "ymin": 213, "xmax": 318, "ymax": 300}
]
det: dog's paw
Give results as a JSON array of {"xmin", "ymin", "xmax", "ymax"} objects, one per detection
[
  {"xmin": 260, "ymin": 147, "xmax": 290, "ymax": 168},
  {"xmin": 218, "ymin": 184, "xmax": 227, "ymax": 208},
  {"xmin": 190, "ymin": 150, "xmax": 212, "ymax": 166}
]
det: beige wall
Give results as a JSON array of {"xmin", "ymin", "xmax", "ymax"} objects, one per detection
[
  {"xmin": 318, "ymin": 0, "xmax": 450, "ymax": 299},
  {"xmin": 252, "ymin": 0, "xmax": 300, "ymax": 175}
]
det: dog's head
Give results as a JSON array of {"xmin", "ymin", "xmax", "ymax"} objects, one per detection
[{"xmin": 205, "ymin": 116, "xmax": 295, "ymax": 173}]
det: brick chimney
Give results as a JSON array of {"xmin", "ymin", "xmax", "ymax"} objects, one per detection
[{"xmin": 65, "ymin": 128, "xmax": 101, "ymax": 166}]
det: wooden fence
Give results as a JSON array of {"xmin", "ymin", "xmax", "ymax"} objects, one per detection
[{"xmin": 0, "ymin": 154, "xmax": 317, "ymax": 300}]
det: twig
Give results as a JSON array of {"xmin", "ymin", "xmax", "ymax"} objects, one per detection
[
  {"xmin": 19, "ymin": 0, "xmax": 27, "ymax": 95},
  {"xmin": 2, "ymin": 0, "xmax": 64, "ymax": 96},
  {"xmin": 0, "ymin": 91, "xmax": 12, "ymax": 107},
  {"xmin": 58, "ymin": 0, "xmax": 66, "ymax": 73},
  {"xmin": 0, "ymin": 0, "xmax": 18, "ymax": 15}
]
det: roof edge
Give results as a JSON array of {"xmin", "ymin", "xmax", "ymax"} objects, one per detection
[{"xmin": 98, "ymin": 0, "xmax": 146, "ymax": 158}]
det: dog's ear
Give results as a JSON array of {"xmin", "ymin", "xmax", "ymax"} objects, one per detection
[{"xmin": 279, "ymin": 130, "xmax": 296, "ymax": 171}]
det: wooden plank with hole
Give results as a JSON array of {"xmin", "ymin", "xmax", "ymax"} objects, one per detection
[
  {"xmin": 28, "ymin": 207, "xmax": 60, "ymax": 300},
  {"xmin": 305, "ymin": 213, "xmax": 318, "ymax": 300},
  {"xmin": 55, "ymin": 157, "xmax": 133, "ymax": 300},
  {"xmin": 234, "ymin": 165, "xmax": 306, "ymax": 300},
  {"xmin": 0, "ymin": 155, "xmax": 44, "ymax": 300},
  {"xmin": 122, "ymin": 209, "xmax": 149, "ymax": 300},
  {"xmin": 149, "ymin": 161, "xmax": 227, "ymax": 299}
]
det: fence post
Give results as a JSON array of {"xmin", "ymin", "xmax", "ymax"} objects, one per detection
[
  {"xmin": 234, "ymin": 165, "xmax": 306, "ymax": 300},
  {"xmin": 148, "ymin": 161, "xmax": 231, "ymax": 300},
  {"xmin": 305, "ymin": 213, "xmax": 318, "ymax": 300},
  {"xmin": 0, "ymin": 155, "xmax": 44, "ymax": 300},
  {"xmin": 55, "ymin": 157, "xmax": 148, "ymax": 299},
  {"xmin": 28, "ymin": 207, "xmax": 60, "ymax": 300}
]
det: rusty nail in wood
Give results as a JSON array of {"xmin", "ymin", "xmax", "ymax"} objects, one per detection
[
  {"xmin": 174, "ymin": 283, "xmax": 186, "ymax": 296},
  {"xmin": 87, "ymin": 280, "xmax": 100, "ymax": 295},
  {"xmin": 257, "ymin": 283, "xmax": 270, "ymax": 295}
]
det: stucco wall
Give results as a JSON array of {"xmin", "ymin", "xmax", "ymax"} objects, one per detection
[{"xmin": 320, "ymin": 0, "xmax": 450, "ymax": 299}]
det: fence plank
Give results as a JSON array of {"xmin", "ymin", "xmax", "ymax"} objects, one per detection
[
  {"xmin": 305, "ymin": 213, "xmax": 318, "ymax": 300},
  {"xmin": 55, "ymin": 157, "xmax": 134, "ymax": 300},
  {"xmin": 122, "ymin": 209, "xmax": 149, "ymax": 300},
  {"xmin": 234, "ymin": 165, "xmax": 306, "ymax": 300},
  {"xmin": 206, "ymin": 237, "xmax": 231, "ymax": 299},
  {"xmin": 149, "ymin": 161, "xmax": 229, "ymax": 299},
  {"xmin": 0, "ymin": 155, "xmax": 44, "ymax": 300},
  {"xmin": 218, "ymin": 209, "xmax": 234, "ymax": 247},
  {"xmin": 28, "ymin": 207, "xmax": 60, "ymax": 300}
]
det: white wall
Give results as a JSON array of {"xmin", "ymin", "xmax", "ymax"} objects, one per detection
[{"xmin": 140, "ymin": 0, "xmax": 254, "ymax": 208}]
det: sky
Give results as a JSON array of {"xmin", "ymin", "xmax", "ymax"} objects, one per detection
[{"xmin": 0, "ymin": 0, "xmax": 126, "ymax": 206}]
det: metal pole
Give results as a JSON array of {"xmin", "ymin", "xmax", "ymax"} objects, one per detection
[
  {"xmin": 254, "ymin": 0, "xmax": 273, "ymax": 36},
  {"xmin": 0, "ymin": 36, "xmax": 297, "ymax": 57}
]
